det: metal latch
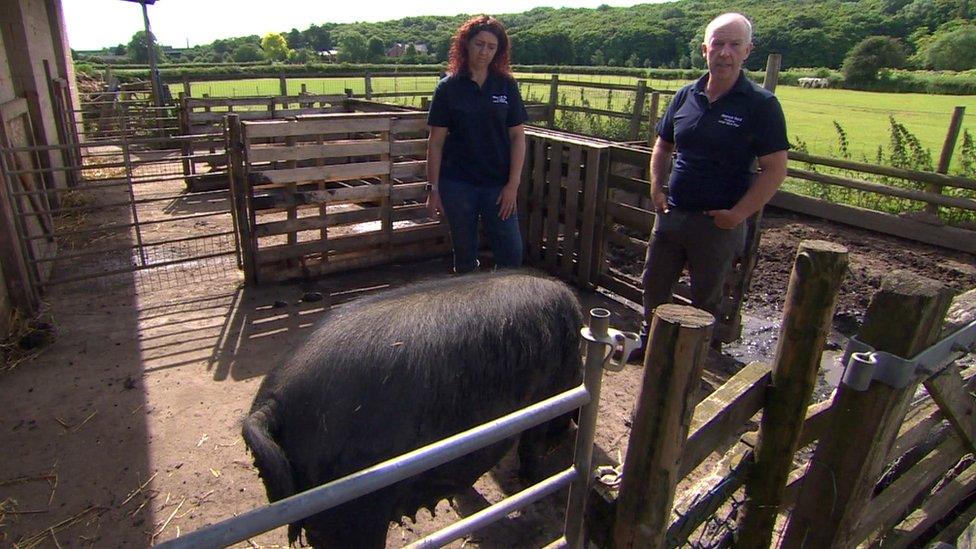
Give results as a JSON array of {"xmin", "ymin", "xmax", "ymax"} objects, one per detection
[{"xmin": 840, "ymin": 318, "xmax": 976, "ymax": 391}]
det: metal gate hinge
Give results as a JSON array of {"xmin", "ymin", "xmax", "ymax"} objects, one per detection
[{"xmin": 840, "ymin": 319, "xmax": 976, "ymax": 391}]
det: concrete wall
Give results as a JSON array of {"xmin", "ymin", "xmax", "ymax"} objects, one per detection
[{"xmin": 0, "ymin": 0, "xmax": 76, "ymax": 339}]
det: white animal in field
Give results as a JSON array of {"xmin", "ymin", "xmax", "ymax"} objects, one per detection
[{"xmin": 798, "ymin": 77, "xmax": 829, "ymax": 88}]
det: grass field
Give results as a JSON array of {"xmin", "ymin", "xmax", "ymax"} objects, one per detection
[{"xmin": 171, "ymin": 72, "xmax": 976, "ymax": 174}]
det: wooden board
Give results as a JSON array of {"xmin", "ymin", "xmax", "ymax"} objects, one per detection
[
  {"xmin": 249, "ymin": 162, "xmax": 389, "ymax": 187},
  {"xmin": 247, "ymin": 140, "xmax": 388, "ymax": 163},
  {"xmin": 244, "ymin": 117, "xmax": 391, "ymax": 139}
]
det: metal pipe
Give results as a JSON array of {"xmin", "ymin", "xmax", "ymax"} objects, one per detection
[
  {"xmin": 564, "ymin": 308, "xmax": 613, "ymax": 549},
  {"xmin": 405, "ymin": 467, "xmax": 577, "ymax": 549},
  {"xmin": 156, "ymin": 384, "xmax": 589, "ymax": 549}
]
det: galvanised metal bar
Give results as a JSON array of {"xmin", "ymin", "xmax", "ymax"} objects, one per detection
[
  {"xmin": 565, "ymin": 308, "xmax": 615, "ymax": 549},
  {"xmin": 404, "ymin": 467, "xmax": 578, "ymax": 549},
  {"xmin": 156, "ymin": 384, "xmax": 590, "ymax": 549}
]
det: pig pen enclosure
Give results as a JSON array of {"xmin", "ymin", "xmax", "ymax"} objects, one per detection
[{"xmin": 1, "ymin": 85, "xmax": 975, "ymax": 549}]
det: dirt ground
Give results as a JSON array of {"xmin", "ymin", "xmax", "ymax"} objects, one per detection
[{"xmin": 1, "ymin": 205, "xmax": 974, "ymax": 548}]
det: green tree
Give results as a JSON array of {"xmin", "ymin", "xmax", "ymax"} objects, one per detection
[
  {"xmin": 337, "ymin": 32, "xmax": 368, "ymax": 62},
  {"xmin": 126, "ymin": 30, "xmax": 165, "ymax": 64},
  {"xmin": 261, "ymin": 32, "xmax": 290, "ymax": 62},
  {"xmin": 367, "ymin": 36, "xmax": 386, "ymax": 62},
  {"xmin": 286, "ymin": 28, "xmax": 306, "ymax": 49},
  {"xmin": 113, "ymin": 44, "xmax": 127, "ymax": 56},
  {"xmin": 590, "ymin": 48, "xmax": 605, "ymax": 65},
  {"xmin": 842, "ymin": 36, "xmax": 906, "ymax": 83},
  {"xmin": 232, "ymin": 43, "xmax": 264, "ymax": 62},
  {"xmin": 919, "ymin": 24, "xmax": 976, "ymax": 69}
]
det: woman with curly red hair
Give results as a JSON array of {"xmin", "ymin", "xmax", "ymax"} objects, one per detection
[{"xmin": 426, "ymin": 15, "xmax": 528, "ymax": 273}]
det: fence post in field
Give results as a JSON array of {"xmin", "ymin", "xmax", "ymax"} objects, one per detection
[
  {"xmin": 547, "ymin": 74, "xmax": 559, "ymax": 127},
  {"xmin": 365, "ymin": 71, "xmax": 373, "ymax": 100},
  {"xmin": 177, "ymin": 91, "xmax": 191, "ymax": 177},
  {"xmin": 225, "ymin": 114, "xmax": 255, "ymax": 284},
  {"xmin": 421, "ymin": 97, "xmax": 430, "ymax": 111},
  {"xmin": 735, "ymin": 240, "xmax": 849, "ymax": 547},
  {"xmin": 629, "ymin": 80, "xmax": 648, "ymax": 141},
  {"xmin": 928, "ymin": 106, "xmax": 967, "ymax": 215},
  {"xmin": 780, "ymin": 271, "xmax": 954, "ymax": 548},
  {"xmin": 612, "ymin": 304, "xmax": 715, "ymax": 549},
  {"xmin": 647, "ymin": 91, "xmax": 660, "ymax": 147},
  {"xmin": 278, "ymin": 74, "xmax": 287, "ymax": 96},
  {"xmin": 763, "ymin": 53, "xmax": 782, "ymax": 92},
  {"xmin": 181, "ymin": 75, "xmax": 191, "ymax": 98}
]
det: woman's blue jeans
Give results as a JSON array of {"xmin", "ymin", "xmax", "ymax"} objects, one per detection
[{"xmin": 439, "ymin": 177, "xmax": 524, "ymax": 273}]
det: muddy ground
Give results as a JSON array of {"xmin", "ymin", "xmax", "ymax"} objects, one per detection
[{"xmin": 1, "ymin": 206, "xmax": 974, "ymax": 548}]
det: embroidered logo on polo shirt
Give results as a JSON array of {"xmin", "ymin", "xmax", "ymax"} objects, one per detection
[
  {"xmin": 491, "ymin": 95, "xmax": 509, "ymax": 104},
  {"xmin": 718, "ymin": 113, "xmax": 743, "ymax": 128}
]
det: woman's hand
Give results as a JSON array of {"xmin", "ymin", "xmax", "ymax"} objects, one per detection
[
  {"xmin": 497, "ymin": 182, "xmax": 519, "ymax": 220},
  {"xmin": 426, "ymin": 187, "xmax": 443, "ymax": 218}
]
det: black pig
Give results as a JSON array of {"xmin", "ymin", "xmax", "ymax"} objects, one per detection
[{"xmin": 243, "ymin": 270, "xmax": 583, "ymax": 547}]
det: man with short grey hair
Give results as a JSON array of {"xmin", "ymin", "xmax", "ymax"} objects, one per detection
[{"xmin": 633, "ymin": 12, "xmax": 788, "ymax": 358}]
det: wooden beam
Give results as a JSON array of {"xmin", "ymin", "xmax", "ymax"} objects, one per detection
[
  {"xmin": 781, "ymin": 271, "xmax": 954, "ymax": 548},
  {"xmin": 247, "ymin": 139, "xmax": 388, "ymax": 163},
  {"xmin": 737, "ymin": 241, "xmax": 849, "ymax": 547},
  {"xmin": 249, "ymin": 162, "xmax": 389, "ymax": 187},
  {"xmin": 769, "ymin": 191, "xmax": 976, "ymax": 254},
  {"xmin": 680, "ymin": 361, "xmax": 771, "ymax": 478},
  {"xmin": 613, "ymin": 305, "xmax": 715, "ymax": 549}
]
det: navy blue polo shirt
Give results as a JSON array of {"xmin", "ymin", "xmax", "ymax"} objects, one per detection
[
  {"xmin": 427, "ymin": 71, "xmax": 528, "ymax": 187},
  {"xmin": 657, "ymin": 71, "xmax": 789, "ymax": 211}
]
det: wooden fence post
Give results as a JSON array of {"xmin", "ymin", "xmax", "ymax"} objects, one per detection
[
  {"xmin": 629, "ymin": 80, "xmax": 648, "ymax": 141},
  {"xmin": 763, "ymin": 53, "xmax": 782, "ymax": 93},
  {"xmin": 735, "ymin": 240, "xmax": 849, "ymax": 547},
  {"xmin": 781, "ymin": 271, "xmax": 954, "ymax": 548},
  {"xmin": 181, "ymin": 75, "xmax": 191, "ymax": 98},
  {"xmin": 613, "ymin": 304, "xmax": 715, "ymax": 549},
  {"xmin": 177, "ymin": 91, "xmax": 192, "ymax": 177},
  {"xmin": 547, "ymin": 74, "xmax": 559, "ymax": 127},
  {"xmin": 928, "ymin": 106, "xmax": 966, "ymax": 215},
  {"xmin": 365, "ymin": 71, "xmax": 373, "ymax": 101},
  {"xmin": 278, "ymin": 74, "xmax": 287, "ymax": 96},
  {"xmin": 226, "ymin": 114, "xmax": 255, "ymax": 284},
  {"xmin": 647, "ymin": 91, "xmax": 660, "ymax": 147}
]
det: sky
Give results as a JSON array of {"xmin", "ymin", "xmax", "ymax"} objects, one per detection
[{"xmin": 61, "ymin": 0, "xmax": 653, "ymax": 51}]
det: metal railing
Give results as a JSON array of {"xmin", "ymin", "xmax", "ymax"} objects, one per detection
[{"xmin": 156, "ymin": 308, "xmax": 638, "ymax": 548}]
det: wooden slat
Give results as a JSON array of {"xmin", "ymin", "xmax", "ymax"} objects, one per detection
[
  {"xmin": 249, "ymin": 162, "xmax": 389, "ymax": 187},
  {"xmin": 597, "ymin": 271, "xmax": 642, "ymax": 305},
  {"xmin": 579, "ymin": 147, "xmax": 602, "ymax": 287},
  {"xmin": 561, "ymin": 145, "xmax": 582, "ymax": 282},
  {"xmin": 544, "ymin": 141, "xmax": 563, "ymax": 272},
  {"xmin": 608, "ymin": 172, "xmax": 651, "ymax": 195},
  {"xmin": 247, "ymin": 140, "xmax": 388, "ymax": 163},
  {"xmin": 391, "ymin": 139, "xmax": 427, "ymax": 156},
  {"xmin": 392, "ymin": 204, "xmax": 438, "ymax": 223},
  {"xmin": 605, "ymin": 228, "xmax": 645, "ymax": 256},
  {"xmin": 261, "ymin": 238, "xmax": 450, "ymax": 282},
  {"xmin": 391, "ymin": 116, "xmax": 429, "ymax": 134},
  {"xmin": 789, "ymin": 167, "xmax": 976, "ymax": 211},
  {"xmin": 392, "ymin": 160, "xmax": 426, "ymax": 180},
  {"xmin": 609, "ymin": 145, "xmax": 650, "ymax": 168},
  {"xmin": 886, "ymin": 461, "xmax": 976, "ymax": 547},
  {"xmin": 605, "ymin": 201, "xmax": 653, "ymax": 234},
  {"xmin": 851, "ymin": 434, "xmax": 968, "ymax": 544},
  {"xmin": 790, "ymin": 150, "xmax": 976, "ymax": 192},
  {"xmin": 258, "ymin": 230, "xmax": 388, "ymax": 264},
  {"xmin": 528, "ymin": 137, "xmax": 546, "ymax": 263},
  {"xmin": 390, "ymin": 181, "xmax": 430, "ymax": 202},
  {"xmin": 923, "ymin": 363, "xmax": 976, "ymax": 452},
  {"xmin": 253, "ymin": 207, "xmax": 381, "ymax": 237},
  {"xmin": 769, "ymin": 191, "xmax": 976, "ymax": 255},
  {"xmin": 681, "ymin": 361, "xmax": 772, "ymax": 478},
  {"xmin": 244, "ymin": 117, "xmax": 391, "ymax": 139}
]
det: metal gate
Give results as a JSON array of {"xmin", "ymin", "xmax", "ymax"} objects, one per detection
[{"xmin": 0, "ymin": 129, "xmax": 239, "ymax": 298}]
